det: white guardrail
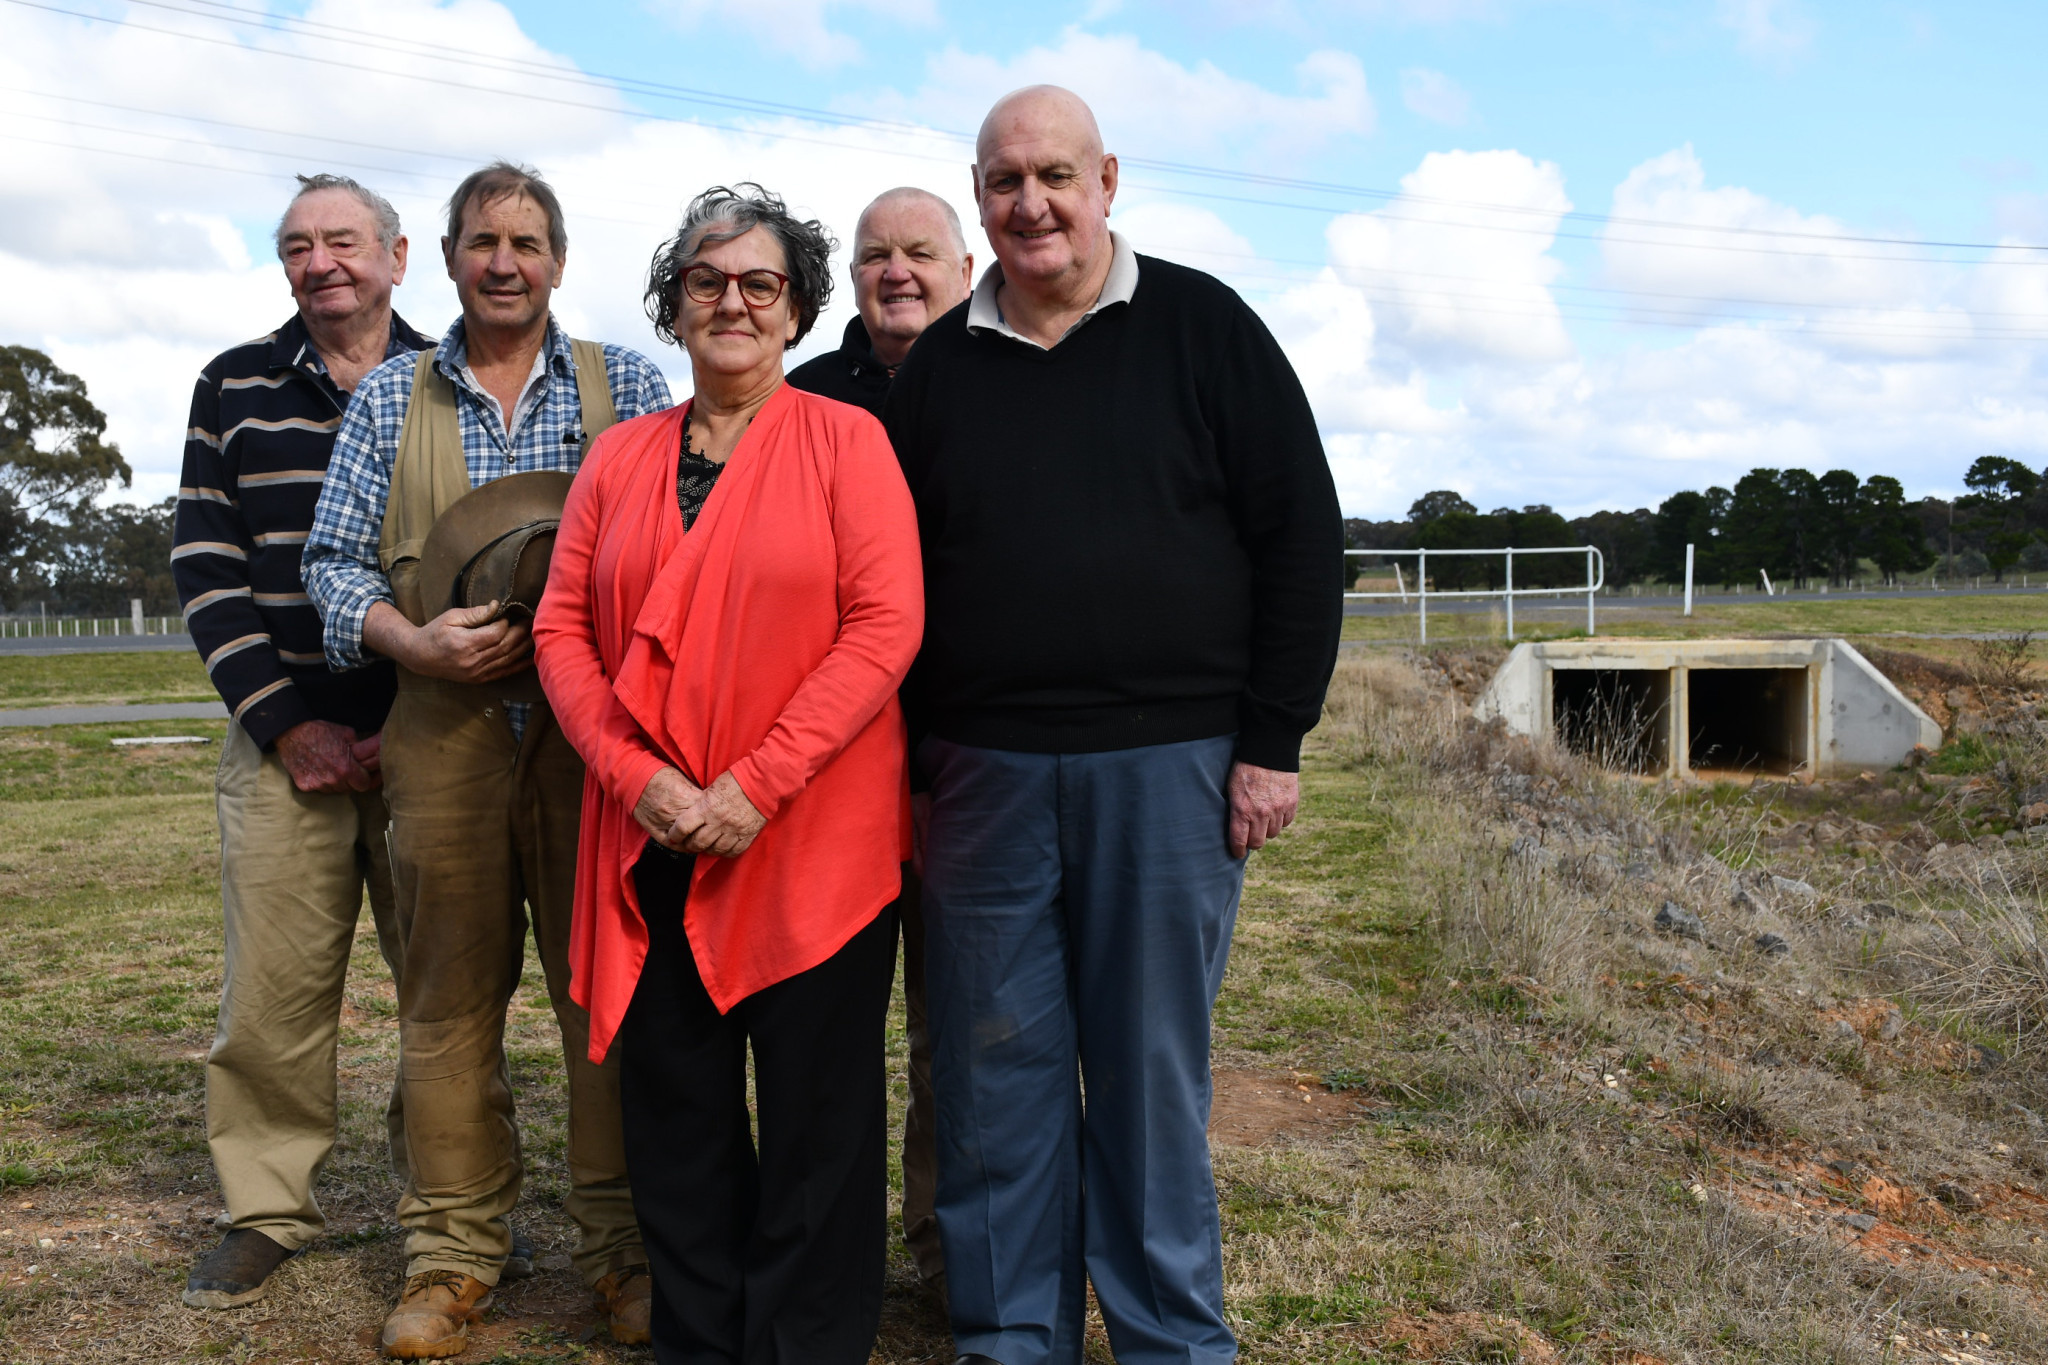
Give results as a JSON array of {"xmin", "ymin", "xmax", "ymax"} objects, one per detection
[{"xmin": 1345, "ymin": 545, "xmax": 1607, "ymax": 644}]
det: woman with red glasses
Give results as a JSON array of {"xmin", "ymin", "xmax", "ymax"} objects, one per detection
[{"xmin": 532, "ymin": 182, "xmax": 922, "ymax": 1363}]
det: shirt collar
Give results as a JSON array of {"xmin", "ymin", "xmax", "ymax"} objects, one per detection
[
  {"xmin": 274, "ymin": 312, "xmax": 421, "ymax": 379},
  {"xmin": 435, "ymin": 313, "xmax": 571, "ymax": 379},
  {"xmin": 966, "ymin": 230, "xmax": 1139, "ymax": 349}
]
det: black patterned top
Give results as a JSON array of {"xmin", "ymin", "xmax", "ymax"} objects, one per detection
[{"xmin": 677, "ymin": 424, "xmax": 725, "ymax": 530}]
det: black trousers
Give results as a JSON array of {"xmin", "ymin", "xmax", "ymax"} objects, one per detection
[{"xmin": 620, "ymin": 851, "xmax": 898, "ymax": 1365}]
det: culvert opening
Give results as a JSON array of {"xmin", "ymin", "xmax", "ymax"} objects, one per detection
[
  {"xmin": 1551, "ymin": 668, "xmax": 1669, "ymax": 773},
  {"xmin": 1688, "ymin": 667, "xmax": 1809, "ymax": 776}
]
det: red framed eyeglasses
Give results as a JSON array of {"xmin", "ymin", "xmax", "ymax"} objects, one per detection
[{"xmin": 682, "ymin": 267, "xmax": 791, "ymax": 308}]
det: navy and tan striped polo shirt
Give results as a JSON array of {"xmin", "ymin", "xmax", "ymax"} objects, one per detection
[{"xmin": 172, "ymin": 311, "xmax": 433, "ymax": 749}]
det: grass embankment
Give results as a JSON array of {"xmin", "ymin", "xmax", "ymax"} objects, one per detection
[
  {"xmin": 0, "ymin": 652, "xmax": 214, "ymax": 709},
  {"xmin": 1341, "ymin": 587, "xmax": 2048, "ymax": 649},
  {"xmin": 3, "ymin": 647, "xmax": 2048, "ymax": 1361}
]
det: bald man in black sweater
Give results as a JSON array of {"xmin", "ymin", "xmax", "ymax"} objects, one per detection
[{"xmin": 884, "ymin": 87, "xmax": 1342, "ymax": 1365}]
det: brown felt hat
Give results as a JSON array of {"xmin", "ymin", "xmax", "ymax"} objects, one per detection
[{"xmin": 418, "ymin": 471, "xmax": 575, "ymax": 701}]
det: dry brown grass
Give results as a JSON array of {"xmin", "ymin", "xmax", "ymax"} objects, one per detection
[{"xmin": 7, "ymin": 655, "xmax": 2048, "ymax": 1362}]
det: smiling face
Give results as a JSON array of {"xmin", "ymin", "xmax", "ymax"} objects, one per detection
[
  {"xmin": 442, "ymin": 190, "xmax": 563, "ymax": 337},
  {"xmin": 851, "ymin": 193, "xmax": 973, "ymax": 365},
  {"xmin": 973, "ymin": 86, "xmax": 1118, "ymax": 298},
  {"xmin": 277, "ymin": 188, "xmax": 406, "ymax": 328},
  {"xmin": 678, "ymin": 224, "xmax": 798, "ymax": 388}
]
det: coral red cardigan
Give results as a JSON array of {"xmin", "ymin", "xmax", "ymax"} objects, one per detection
[{"xmin": 533, "ymin": 384, "xmax": 921, "ymax": 1059}]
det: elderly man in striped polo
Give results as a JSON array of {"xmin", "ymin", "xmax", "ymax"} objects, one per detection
[{"xmin": 172, "ymin": 174, "xmax": 434, "ymax": 1311}]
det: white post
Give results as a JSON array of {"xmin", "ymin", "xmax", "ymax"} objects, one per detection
[
  {"xmin": 1418, "ymin": 548, "xmax": 1428, "ymax": 645},
  {"xmin": 1586, "ymin": 547, "xmax": 1596, "ymax": 636},
  {"xmin": 1683, "ymin": 543, "xmax": 1695, "ymax": 616},
  {"xmin": 1504, "ymin": 547, "xmax": 1515, "ymax": 641},
  {"xmin": 1760, "ymin": 568, "xmax": 1775, "ymax": 597},
  {"xmin": 1393, "ymin": 563, "xmax": 1407, "ymax": 603},
  {"xmin": 130, "ymin": 599, "xmax": 144, "ymax": 634}
]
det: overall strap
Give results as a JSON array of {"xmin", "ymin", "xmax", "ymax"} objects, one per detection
[
  {"xmin": 380, "ymin": 349, "xmax": 472, "ymax": 625},
  {"xmin": 571, "ymin": 338, "xmax": 618, "ymax": 449}
]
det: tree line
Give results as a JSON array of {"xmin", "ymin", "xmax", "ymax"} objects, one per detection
[
  {"xmin": 1, "ymin": 346, "xmax": 174, "ymax": 616},
  {"xmin": 1347, "ymin": 459, "xmax": 2048, "ymax": 592}
]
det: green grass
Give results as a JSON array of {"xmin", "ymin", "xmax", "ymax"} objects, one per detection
[
  {"xmin": 0, "ymin": 649, "xmax": 213, "ymax": 709},
  {"xmin": 1342, "ymin": 585, "xmax": 2048, "ymax": 645}
]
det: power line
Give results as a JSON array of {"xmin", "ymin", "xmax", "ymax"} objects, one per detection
[
  {"xmin": 134, "ymin": 0, "xmax": 2048, "ymax": 256},
  {"xmin": 11, "ymin": 124, "xmax": 2041, "ymax": 344},
  {"xmin": 23, "ymin": 84, "xmax": 2048, "ymax": 330},
  {"xmin": 12, "ymin": 0, "xmax": 2048, "ymax": 265}
]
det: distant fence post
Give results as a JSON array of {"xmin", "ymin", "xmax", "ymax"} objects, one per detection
[
  {"xmin": 131, "ymin": 599, "xmax": 144, "ymax": 634},
  {"xmin": 1418, "ymin": 547, "xmax": 1429, "ymax": 645},
  {"xmin": 1683, "ymin": 543, "xmax": 1695, "ymax": 617},
  {"xmin": 1504, "ymin": 547, "xmax": 1515, "ymax": 641}
]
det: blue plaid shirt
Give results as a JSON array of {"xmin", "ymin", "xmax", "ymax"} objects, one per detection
[{"xmin": 304, "ymin": 316, "xmax": 672, "ymax": 671}]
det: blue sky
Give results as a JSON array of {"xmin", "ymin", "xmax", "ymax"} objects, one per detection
[{"xmin": 4, "ymin": 0, "xmax": 2045, "ymax": 516}]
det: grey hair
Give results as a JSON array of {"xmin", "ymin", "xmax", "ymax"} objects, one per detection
[
  {"xmin": 274, "ymin": 174, "xmax": 402, "ymax": 256},
  {"xmin": 857, "ymin": 187, "xmax": 968, "ymax": 257},
  {"xmin": 645, "ymin": 184, "xmax": 836, "ymax": 349}
]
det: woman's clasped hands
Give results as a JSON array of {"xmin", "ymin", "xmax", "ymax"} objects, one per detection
[{"xmin": 634, "ymin": 766, "xmax": 767, "ymax": 858}]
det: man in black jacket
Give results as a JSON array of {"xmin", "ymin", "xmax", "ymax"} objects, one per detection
[
  {"xmin": 885, "ymin": 87, "xmax": 1342, "ymax": 1365},
  {"xmin": 788, "ymin": 186, "xmax": 972, "ymax": 1300}
]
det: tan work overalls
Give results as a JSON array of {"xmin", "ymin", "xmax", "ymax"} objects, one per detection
[{"xmin": 377, "ymin": 343, "xmax": 640, "ymax": 1288}]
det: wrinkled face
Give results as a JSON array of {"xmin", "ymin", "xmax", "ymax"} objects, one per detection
[
  {"xmin": 443, "ymin": 191, "xmax": 563, "ymax": 335},
  {"xmin": 678, "ymin": 225, "xmax": 798, "ymax": 380},
  {"xmin": 851, "ymin": 197, "xmax": 972, "ymax": 352},
  {"xmin": 974, "ymin": 101, "xmax": 1116, "ymax": 290},
  {"xmin": 278, "ymin": 189, "xmax": 406, "ymax": 326}
]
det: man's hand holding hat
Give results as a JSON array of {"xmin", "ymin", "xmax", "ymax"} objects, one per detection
[{"xmin": 362, "ymin": 598, "xmax": 535, "ymax": 686}]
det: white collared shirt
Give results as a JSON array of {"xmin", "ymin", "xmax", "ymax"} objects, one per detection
[
  {"xmin": 460, "ymin": 345, "xmax": 549, "ymax": 439},
  {"xmin": 966, "ymin": 230, "xmax": 1141, "ymax": 350}
]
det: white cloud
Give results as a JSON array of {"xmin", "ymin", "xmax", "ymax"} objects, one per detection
[
  {"xmin": 1715, "ymin": 0, "xmax": 1816, "ymax": 61},
  {"xmin": 1322, "ymin": 149, "xmax": 1573, "ymax": 367},
  {"xmin": 8, "ymin": 2, "xmax": 2044, "ymax": 526},
  {"xmin": 645, "ymin": 0, "xmax": 937, "ymax": 70},
  {"xmin": 1398, "ymin": 67, "xmax": 1472, "ymax": 126},
  {"xmin": 1262, "ymin": 144, "xmax": 2048, "ymax": 516},
  {"xmin": 871, "ymin": 30, "xmax": 1374, "ymax": 160}
]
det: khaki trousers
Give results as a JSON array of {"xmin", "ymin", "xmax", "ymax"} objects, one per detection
[
  {"xmin": 207, "ymin": 719, "xmax": 403, "ymax": 1252},
  {"xmin": 382, "ymin": 675, "xmax": 638, "ymax": 1287}
]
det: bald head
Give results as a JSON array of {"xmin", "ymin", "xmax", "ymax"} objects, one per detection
[
  {"xmin": 855, "ymin": 187, "xmax": 967, "ymax": 258},
  {"xmin": 975, "ymin": 85, "xmax": 1104, "ymax": 168},
  {"xmin": 972, "ymin": 85, "xmax": 1119, "ymax": 314}
]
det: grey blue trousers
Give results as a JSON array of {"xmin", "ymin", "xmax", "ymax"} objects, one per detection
[{"xmin": 919, "ymin": 734, "xmax": 1244, "ymax": 1365}]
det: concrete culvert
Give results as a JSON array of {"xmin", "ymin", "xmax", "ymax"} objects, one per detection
[{"xmin": 1476, "ymin": 639, "xmax": 1941, "ymax": 780}]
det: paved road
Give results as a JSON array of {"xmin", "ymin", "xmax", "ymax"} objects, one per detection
[
  {"xmin": 0, "ymin": 701, "xmax": 228, "ymax": 728},
  {"xmin": 0, "ymin": 634, "xmax": 194, "ymax": 655}
]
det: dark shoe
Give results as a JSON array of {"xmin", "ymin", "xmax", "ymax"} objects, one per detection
[
  {"xmin": 181, "ymin": 1228, "xmax": 298, "ymax": 1309},
  {"xmin": 500, "ymin": 1228, "xmax": 535, "ymax": 1282},
  {"xmin": 381, "ymin": 1270, "xmax": 493, "ymax": 1359},
  {"xmin": 594, "ymin": 1265, "xmax": 652, "ymax": 1345},
  {"xmin": 955, "ymin": 1356, "xmax": 1005, "ymax": 1365}
]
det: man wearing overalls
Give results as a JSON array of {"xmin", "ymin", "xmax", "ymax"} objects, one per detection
[{"xmin": 304, "ymin": 161, "xmax": 673, "ymax": 1360}]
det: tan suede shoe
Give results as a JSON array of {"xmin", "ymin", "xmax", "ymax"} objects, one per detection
[
  {"xmin": 594, "ymin": 1265, "xmax": 652, "ymax": 1345},
  {"xmin": 381, "ymin": 1270, "xmax": 494, "ymax": 1360}
]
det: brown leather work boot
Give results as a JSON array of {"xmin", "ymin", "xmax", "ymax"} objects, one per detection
[
  {"xmin": 381, "ymin": 1270, "xmax": 493, "ymax": 1359},
  {"xmin": 593, "ymin": 1265, "xmax": 652, "ymax": 1345}
]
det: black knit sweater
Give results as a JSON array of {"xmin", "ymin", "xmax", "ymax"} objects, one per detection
[{"xmin": 883, "ymin": 255, "xmax": 1343, "ymax": 771}]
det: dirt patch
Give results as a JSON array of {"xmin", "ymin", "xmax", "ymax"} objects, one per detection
[
  {"xmin": 1208, "ymin": 1069, "xmax": 1376, "ymax": 1147},
  {"xmin": 1353, "ymin": 1310, "xmax": 1566, "ymax": 1362}
]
